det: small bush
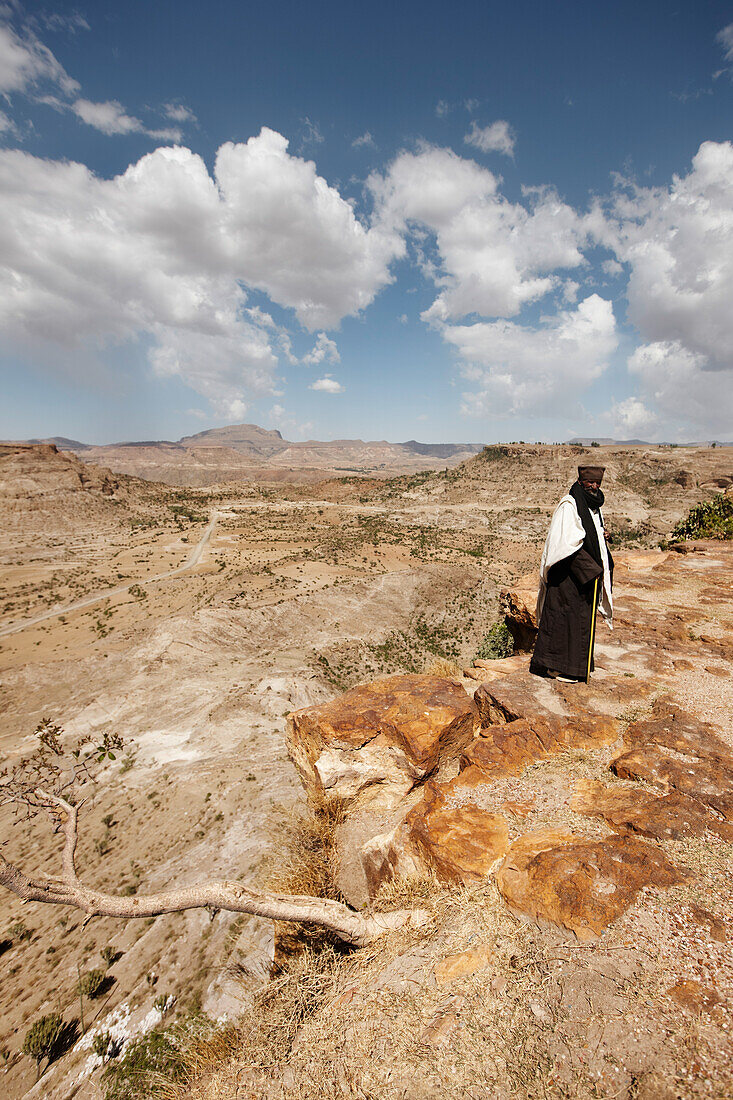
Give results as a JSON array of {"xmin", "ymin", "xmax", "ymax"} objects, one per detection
[
  {"xmin": 475, "ymin": 621, "xmax": 514, "ymax": 660},
  {"xmin": 22, "ymin": 1013, "xmax": 72, "ymax": 1077},
  {"xmin": 671, "ymin": 494, "xmax": 733, "ymax": 541},
  {"xmin": 101, "ymin": 1018, "xmax": 212, "ymax": 1100},
  {"xmin": 80, "ymin": 968, "xmax": 106, "ymax": 999}
]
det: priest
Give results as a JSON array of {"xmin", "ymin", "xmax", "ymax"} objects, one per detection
[{"xmin": 530, "ymin": 465, "xmax": 613, "ymax": 683}]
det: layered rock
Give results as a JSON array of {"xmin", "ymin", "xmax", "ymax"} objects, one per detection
[
  {"xmin": 572, "ymin": 779, "xmax": 733, "ymax": 842},
  {"xmin": 286, "ymin": 674, "xmax": 478, "ymax": 807},
  {"xmin": 460, "ymin": 713, "xmax": 619, "ymax": 780},
  {"xmin": 498, "ymin": 572, "xmax": 538, "ymax": 651},
  {"xmin": 611, "ymin": 744, "xmax": 733, "ymax": 821},
  {"xmin": 361, "ymin": 782, "xmax": 509, "ymax": 899},
  {"xmin": 496, "ymin": 829, "xmax": 690, "ymax": 941}
]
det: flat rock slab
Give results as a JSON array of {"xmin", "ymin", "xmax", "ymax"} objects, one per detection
[
  {"xmin": 474, "ymin": 673, "xmax": 569, "ymax": 725},
  {"xmin": 461, "ymin": 713, "xmax": 619, "ymax": 780},
  {"xmin": 287, "ymin": 674, "xmax": 478, "ymax": 806},
  {"xmin": 362, "ymin": 782, "xmax": 509, "ymax": 898},
  {"xmin": 434, "ymin": 944, "xmax": 494, "ymax": 986},
  {"xmin": 496, "ymin": 828, "xmax": 690, "ymax": 941},
  {"xmin": 624, "ymin": 700, "xmax": 733, "ymax": 767},
  {"xmin": 611, "ymin": 744, "xmax": 733, "ymax": 822},
  {"xmin": 572, "ymin": 778, "xmax": 733, "ymax": 842}
]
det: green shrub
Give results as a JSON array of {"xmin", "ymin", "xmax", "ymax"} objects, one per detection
[
  {"xmin": 79, "ymin": 968, "xmax": 106, "ymax": 999},
  {"xmin": 475, "ymin": 621, "xmax": 514, "ymax": 660},
  {"xmin": 22, "ymin": 1013, "xmax": 63, "ymax": 1077},
  {"xmin": 671, "ymin": 494, "xmax": 733, "ymax": 541},
  {"xmin": 101, "ymin": 1018, "xmax": 211, "ymax": 1100}
]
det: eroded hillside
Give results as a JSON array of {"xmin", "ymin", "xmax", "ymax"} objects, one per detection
[{"xmin": 1, "ymin": 441, "xmax": 731, "ymax": 1098}]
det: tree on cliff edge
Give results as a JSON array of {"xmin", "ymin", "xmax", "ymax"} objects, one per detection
[{"xmin": 1, "ymin": 720, "xmax": 420, "ymax": 948}]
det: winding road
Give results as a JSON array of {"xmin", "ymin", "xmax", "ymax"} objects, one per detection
[{"xmin": 0, "ymin": 510, "xmax": 220, "ymax": 640}]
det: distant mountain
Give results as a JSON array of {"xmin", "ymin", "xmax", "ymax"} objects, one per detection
[
  {"xmin": 26, "ymin": 436, "xmax": 90, "ymax": 451},
  {"xmin": 179, "ymin": 423, "xmax": 287, "ymax": 457},
  {"xmin": 401, "ymin": 440, "xmax": 484, "ymax": 458},
  {"xmin": 566, "ymin": 437, "xmax": 649, "ymax": 446}
]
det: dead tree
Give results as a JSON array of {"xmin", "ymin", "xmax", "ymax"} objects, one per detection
[{"xmin": 1, "ymin": 721, "xmax": 423, "ymax": 949}]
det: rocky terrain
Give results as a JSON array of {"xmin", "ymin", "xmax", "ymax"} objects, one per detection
[{"xmin": 0, "ymin": 440, "xmax": 731, "ymax": 1098}]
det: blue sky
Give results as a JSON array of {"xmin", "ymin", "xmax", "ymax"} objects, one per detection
[{"xmin": 1, "ymin": 0, "xmax": 732, "ymax": 444}]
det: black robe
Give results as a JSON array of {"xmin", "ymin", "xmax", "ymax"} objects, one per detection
[{"xmin": 530, "ymin": 482, "xmax": 614, "ymax": 682}]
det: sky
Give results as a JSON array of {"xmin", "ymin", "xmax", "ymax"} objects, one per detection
[{"xmin": 0, "ymin": 1, "xmax": 732, "ymax": 445}]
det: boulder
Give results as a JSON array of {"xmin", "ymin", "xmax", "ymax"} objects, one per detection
[
  {"xmin": 362, "ymin": 781, "xmax": 509, "ymax": 898},
  {"xmin": 611, "ymin": 745, "xmax": 733, "ymax": 821},
  {"xmin": 496, "ymin": 828, "xmax": 689, "ymax": 940},
  {"xmin": 287, "ymin": 675, "xmax": 478, "ymax": 807},
  {"xmin": 460, "ymin": 714, "xmax": 619, "ymax": 780},
  {"xmin": 499, "ymin": 573, "xmax": 538, "ymax": 651},
  {"xmin": 571, "ymin": 779, "xmax": 733, "ymax": 842}
]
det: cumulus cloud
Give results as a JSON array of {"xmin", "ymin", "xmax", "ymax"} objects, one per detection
[
  {"xmin": 596, "ymin": 140, "xmax": 733, "ymax": 434},
  {"xmin": 627, "ymin": 341, "xmax": 733, "ymax": 436},
  {"xmin": 451, "ymin": 295, "xmax": 617, "ymax": 417},
  {"xmin": 370, "ymin": 145, "xmax": 588, "ymax": 322},
  {"xmin": 464, "ymin": 119, "xmax": 515, "ymax": 156},
  {"xmin": 310, "ymin": 375, "xmax": 343, "ymax": 393},
  {"xmin": 0, "ymin": 131, "xmax": 397, "ymax": 412},
  {"xmin": 609, "ymin": 396, "xmax": 656, "ymax": 437},
  {"xmin": 302, "ymin": 331, "xmax": 340, "ymax": 365}
]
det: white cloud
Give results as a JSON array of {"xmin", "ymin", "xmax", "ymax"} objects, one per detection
[
  {"xmin": 371, "ymin": 145, "xmax": 588, "ymax": 322},
  {"xmin": 450, "ymin": 295, "xmax": 617, "ymax": 417},
  {"xmin": 627, "ymin": 341, "xmax": 733, "ymax": 436},
  {"xmin": 609, "ymin": 396, "xmax": 656, "ymax": 436},
  {"xmin": 71, "ymin": 97, "xmax": 182, "ymax": 141},
  {"xmin": 302, "ymin": 331, "xmax": 340, "ymax": 365},
  {"xmin": 435, "ymin": 100, "xmax": 450, "ymax": 117},
  {"xmin": 594, "ymin": 140, "xmax": 733, "ymax": 435},
  {"xmin": 0, "ymin": 131, "xmax": 397, "ymax": 413},
  {"xmin": 300, "ymin": 116, "xmax": 323, "ymax": 148},
  {"xmin": 464, "ymin": 119, "xmax": 515, "ymax": 157},
  {"xmin": 218, "ymin": 128, "xmax": 400, "ymax": 328},
  {"xmin": 0, "ymin": 20, "xmax": 78, "ymax": 95},
  {"xmin": 164, "ymin": 102, "xmax": 197, "ymax": 124},
  {"xmin": 717, "ymin": 23, "xmax": 733, "ymax": 61},
  {"xmin": 35, "ymin": 10, "xmax": 90, "ymax": 34},
  {"xmin": 310, "ymin": 375, "xmax": 343, "ymax": 393},
  {"xmin": 601, "ymin": 258, "xmax": 623, "ymax": 277},
  {"xmin": 0, "ymin": 20, "xmax": 189, "ymax": 141},
  {"xmin": 352, "ymin": 131, "xmax": 375, "ymax": 149}
]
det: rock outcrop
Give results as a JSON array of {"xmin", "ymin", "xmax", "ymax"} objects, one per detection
[
  {"xmin": 286, "ymin": 674, "xmax": 478, "ymax": 808},
  {"xmin": 284, "ymin": 544, "xmax": 733, "ymax": 942}
]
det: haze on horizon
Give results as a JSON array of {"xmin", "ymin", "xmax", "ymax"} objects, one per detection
[{"xmin": 1, "ymin": 1, "xmax": 732, "ymax": 447}]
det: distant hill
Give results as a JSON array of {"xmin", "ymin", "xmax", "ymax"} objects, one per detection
[{"xmin": 11, "ymin": 424, "xmax": 487, "ymax": 487}]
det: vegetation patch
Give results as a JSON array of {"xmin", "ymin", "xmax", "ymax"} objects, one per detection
[{"xmin": 671, "ymin": 493, "xmax": 733, "ymax": 541}]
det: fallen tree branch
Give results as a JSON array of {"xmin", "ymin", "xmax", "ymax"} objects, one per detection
[{"xmin": 0, "ymin": 787, "xmax": 425, "ymax": 947}]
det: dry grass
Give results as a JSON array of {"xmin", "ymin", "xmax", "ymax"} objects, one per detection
[{"xmin": 422, "ymin": 655, "xmax": 462, "ymax": 679}]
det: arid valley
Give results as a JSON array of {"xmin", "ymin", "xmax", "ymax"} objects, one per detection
[{"xmin": 1, "ymin": 436, "xmax": 732, "ymax": 1099}]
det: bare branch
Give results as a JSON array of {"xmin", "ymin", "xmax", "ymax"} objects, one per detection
[{"xmin": 0, "ymin": 850, "xmax": 422, "ymax": 947}]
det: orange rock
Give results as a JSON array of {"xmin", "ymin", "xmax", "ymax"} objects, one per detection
[
  {"xmin": 624, "ymin": 701, "xmax": 733, "ymax": 767},
  {"xmin": 496, "ymin": 828, "xmax": 689, "ymax": 941},
  {"xmin": 611, "ymin": 744, "xmax": 733, "ymax": 821},
  {"xmin": 287, "ymin": 674, "xmax": 478, "ymax": 806},
  {"xmin": 668, "ymin": 980, "xmax": 723, "ymax": 1015},
  {"xmin": 502, "ymin": 798, "xmax": 535, "ymax": 818},
  {"xmin": 460, "ymin": 713, "xmax": 619, "ymax": 780},
  {"xmin": 434, "ymin": 944, "xmax": 494, "ymax": 986},
  {"xmin": 498, "ymin": 583, "xmax": 538, "ymax": 652},
  {"xmin": 572, "ymin": 779, "xmax": 733, "ymax": 842},
  {"xmin": 361, "ymin": 783, "xmax": 509, "ymax": 897}
]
